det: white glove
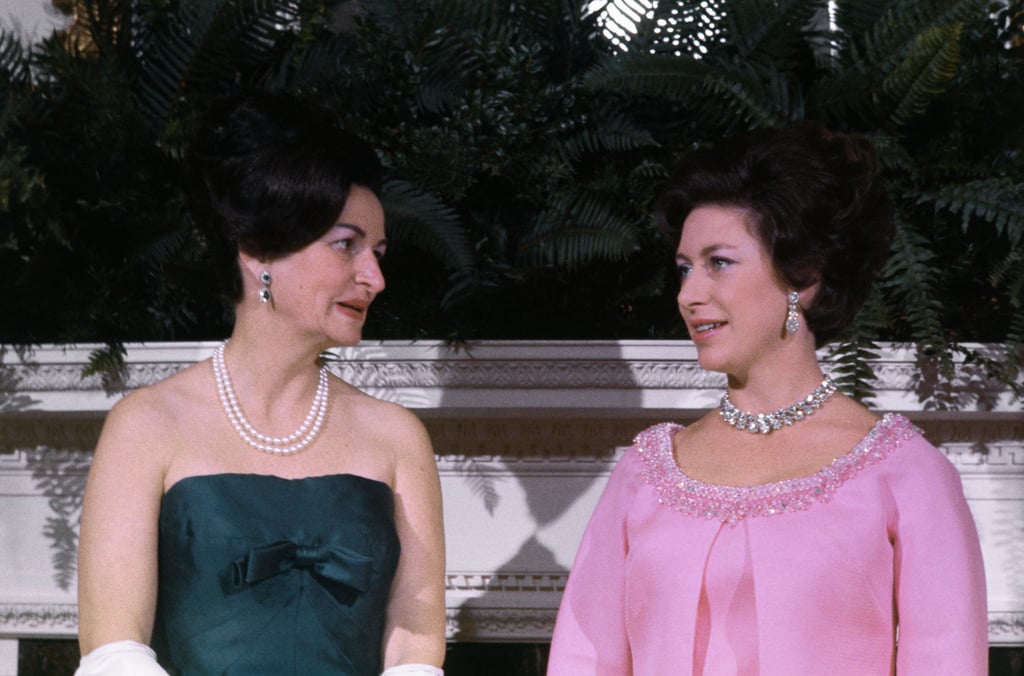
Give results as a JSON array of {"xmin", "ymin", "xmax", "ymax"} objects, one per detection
[
  {"xmin": 381, "ymin": 665, "xmax": 444, "ymax": 676},
  {"xmin": 74, "ymin": 640, "xmax": 170, "ymax": 676}
]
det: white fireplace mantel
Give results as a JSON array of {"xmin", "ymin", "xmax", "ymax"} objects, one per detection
[{"xmin": 1, "ymin": 340, "xmax": 1021, "ymax": 650}]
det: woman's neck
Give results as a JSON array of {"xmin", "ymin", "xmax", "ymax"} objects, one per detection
[{"xmin": 725, "ymin": 353, "xmax": 826, "ymax": 413}]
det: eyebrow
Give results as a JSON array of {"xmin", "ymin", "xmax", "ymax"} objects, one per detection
[
  {"xmin": 335, "ymin": 223, "xmax": 387, "ymax": 247},
  {"xmin": 675, "ymin": 243, "xmax": 739, "ymax": 260}
]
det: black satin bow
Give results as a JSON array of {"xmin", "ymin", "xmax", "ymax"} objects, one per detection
[{"xmin": 231, "ymin": 540, "xmax": 374, "ymax": 602}]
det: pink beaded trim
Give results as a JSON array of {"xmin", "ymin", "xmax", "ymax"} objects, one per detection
[{"xmin": 635, "ymin": 413, "xmax": 918, "ymax": 525}]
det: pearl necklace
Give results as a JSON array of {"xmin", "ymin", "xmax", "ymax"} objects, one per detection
[
  {"xmin": 720, "ymin": 375, "xmax": 837, "ymax": 435},
  {"xmin": 212, "ymin": 340, "xmax": 330, "ymax": 455}
]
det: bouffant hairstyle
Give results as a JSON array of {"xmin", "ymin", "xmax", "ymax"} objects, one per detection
[
  {"xmin": 654, "ymin": 122, "xmax": 893, "ymax": 347},
  {"xmin": 186, "ymin": 92, "xmax": 384, "ymax": 302}
]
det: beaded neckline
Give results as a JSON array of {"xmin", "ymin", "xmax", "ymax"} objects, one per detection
[{"xmin": 634, "ymin": 413, "xmax": 918, "ymax": 526}]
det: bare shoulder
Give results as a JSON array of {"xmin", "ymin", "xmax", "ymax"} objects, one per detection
[
  {"xmin": 334, "ymin": 380, "xmax": 434, "ymax": 457},
  {"xmin": 672, "ymin": 410, "xmax": 717, "ymax": 446},
  {"xmin": 95, "ymin": 361, "xmax": 213, "ymax": 467}
]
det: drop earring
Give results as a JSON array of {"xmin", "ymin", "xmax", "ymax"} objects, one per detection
[
  {"xmin": 258, "ymin": 271, "xmax": 272, "ymax": 303},
  {"xmin": 785, "ymin": 291, "xmax": 800, "ymax": 334}
]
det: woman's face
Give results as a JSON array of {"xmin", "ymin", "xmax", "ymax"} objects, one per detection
[
  {"xmin": 675, "ymin": 204, "xmax": 792, "ymax": 378},
  {"xmin": 268, "ymin": 185, "xmax": 386, "ymax": 347}
]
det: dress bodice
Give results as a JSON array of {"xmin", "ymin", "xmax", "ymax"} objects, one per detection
[
  {"xmin": 547, "ymin": 414, "xmax": 988, "ymax": 675},
  {"xmin": 634, "ymin": 412, "xmax": 916, "ymax": 525},
  {"xmin": 151, "ymin": 473, "xmax": 400, "ymax": 676}
]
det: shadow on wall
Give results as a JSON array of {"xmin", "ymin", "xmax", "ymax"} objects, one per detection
[
  {"xmin": 437, "ymin": 344, "xmax": 643, "ymax": 645},
  {"xmin": 25, "ymin": 448, "xmax": 90, "ymax": 592},
  {"xmin": 1, "ymin": 347, "xmax": 90, "ymax": 592}
]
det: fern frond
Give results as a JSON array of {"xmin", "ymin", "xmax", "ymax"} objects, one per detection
[
  {"xmin": 991, "ymin": 249, "xmax": 1024, "ymax": 307},
  {"xmin": 998, "ymin": 309, "xmax": 1024, "ymax": 399},
  {"xmin": 136, "ymin": 0, "xmax": 306, "ymax": 132},
  {"xmin": 380, "ymin": 179, "xmax": 474, "ymax": 271},
  {"xmin": 583, "ymin": 52, "xmax": 711, "ymax": 100},
  {"xmin": 414, "ymin": 31, "xmax": 486, "ymax": 114},
  {"xmin": 863, "ymin": 0, "xmax": 984, "ymax": 70},
  {"xmin": 626, "ymin": 159, "xmax": 668, "ymax": 184},
  {"xmin": 135, "ymin": 223, "xmax": 193, "ymax": 267},
  {"xmin": 699, "ymin": 62, "xmax": 795, "ymax": 127},
  {"xmin": 827, "ymin": 338, "xmax": 882, "ymax": 404},
  {"xmin": 0, "ymin": 145, "xmax": 46, "ymax": 212},
  {"xmin": 724, "ymin": 0, "xmax": 823, "ymax": 63},
  {"xmin": 517, "ymin": 193, "xmax": 638, "ymax": 270},
  {"xmin": 587, "ymin": 49, "xmax": 796, "ymax": 126},
  {"xmin": 134, "ymin": 2, "xmax": 215, "ymax": 130},
  {"xmin": 263, "ymin": 33, "xmax": 349, "ymax": 91},
  {"xmin": 882, "ymin": 23, "xmax": 963, "ymax": 128},
  {"xmin": 827, "ymin": 283, "xmax": 889, "ymax": 403},
  {"xmin": 880, "ymin": 218, "xmax": 950, "ymax": 362},
  {"xmin": 556, "ymin": 110, "xmax": 658, "ymax": 163},
  {"xmin": 82, "ymin": 342, "xmax": 128, "ymax": 394},
  {"xmin": 918, "ymin": 177, "xmax": 1024, "ymax": 246},
  {"xmin": 0, "ymin": 29, "xmax": 30, "ymax": 86},
  {"xmin": 861, "ymin": 132, "xmax": 916, "ymax": 173}
]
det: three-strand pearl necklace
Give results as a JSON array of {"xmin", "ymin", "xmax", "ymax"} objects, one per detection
[{"xmin": 212, "ymin": 340, "xmax": 330, "ymax": 455}]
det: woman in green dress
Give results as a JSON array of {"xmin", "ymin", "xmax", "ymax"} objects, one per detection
[{"xmin": 75, "ymin": 92, "xmax": 446, "ymax": 676}]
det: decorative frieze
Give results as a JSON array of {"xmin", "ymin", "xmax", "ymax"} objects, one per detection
[
  {"xmin": 0, "ymin": 341, "xmax": 1021, "ymax": 644},
  {"xmin": 0, "ymin": 604, "xmax": 78, "ymax": 636},
  {"xmin": 446, "ymin": 607, "xmax": 559, "ymax": 642}
]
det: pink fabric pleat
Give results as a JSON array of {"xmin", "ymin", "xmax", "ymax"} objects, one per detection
[{"xmin": 694, "ymin": 521, "xmax": 760, "ymax": 675}]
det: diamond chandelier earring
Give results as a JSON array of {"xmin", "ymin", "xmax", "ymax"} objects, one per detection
[
  {"xmin": 258, "ymin": 271, "xmax": 272, "ymax": 303},
  {"xmin": 785, "ymin": 291, "xmax": 800, "ymax": 334}
]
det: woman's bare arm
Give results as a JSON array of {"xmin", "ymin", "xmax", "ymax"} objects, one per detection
[
  {"xmin": 380, "ymin": 407, "xmax": 447, "ymax": 668},
  {"xmin": 77, "ymin": 391, "xmax": 170, "ymax": 654}
]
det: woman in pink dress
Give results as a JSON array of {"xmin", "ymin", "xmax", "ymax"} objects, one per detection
[{"xmin": 547, "ymin": 123, "xmax": 987, "ymax": 675}]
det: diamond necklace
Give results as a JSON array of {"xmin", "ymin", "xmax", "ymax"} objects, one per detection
[
  {"xmin": 720, "ymin": 375, "xmax": 837, "ymax": 435},
  {"xmin": 212, "ymin": 340, "xmax": 330, "ymax": 455}
]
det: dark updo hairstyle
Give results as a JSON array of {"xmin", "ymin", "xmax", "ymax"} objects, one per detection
[
  {"xmin": 186, "ymin": 92, "xmax": 384, "ymax": 302},
  {"xmin": 654, "ymin": 122, "xmax": 893, "ymax": 347}
]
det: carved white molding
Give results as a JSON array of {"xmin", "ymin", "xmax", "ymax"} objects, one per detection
[
  {"xmin": 990, "ymin": 613, "xmax": 1024, "ymax": 642},
  {"xmin": 3, "ymin": 340, "xmax": 1020, "ymax": 413},
  {"xmin": 0, "ymin": 341, "xmax": 1021, "ymax": 645},
  {"xmin": 0, "ymin": 604, "xmax": 78, "ymax": 637},
  {"xmin": 446, "ymin": 607, "xmax": 560, "ymax": 641},
  {"xmin": 446, "ymin": 573, "xmax": 568, "ymax": 593}
]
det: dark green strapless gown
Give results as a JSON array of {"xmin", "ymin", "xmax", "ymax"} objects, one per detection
[{"xmin": 151, "ymin": 473, "xmax": 401, "ymax": 676}]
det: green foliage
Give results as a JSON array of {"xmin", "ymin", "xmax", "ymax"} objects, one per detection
[
  {"xmin": 1, "ymin": 0, "xmax": 1021, "ymax": 402},
  {"xmin": 377, "ymin": 179, "xmax": 474, "ymax": 272},
  {"xmin": 579, "ymin": 0, "xmax": 1023, "ymax": 402}
]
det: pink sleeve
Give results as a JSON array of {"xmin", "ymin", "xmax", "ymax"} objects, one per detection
[
  {"xmin": 547, "ymin": 451, "xmax": 640, "ymax": 676},
  {"xmin": 891, "ymin": 436, "xmax": 988, "ymax": 675}
]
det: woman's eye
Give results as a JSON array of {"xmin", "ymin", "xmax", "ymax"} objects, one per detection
[
  {"xmin": 333, "ymin": 239, "xmax": 357, "ymax": 254},
  {"xmin": 676, "ymin": 263, "xmax": 692, "ymax": 278},
  {"xmin": 710, "ymin": 256, "xmax": 733, "ymax": 270}
]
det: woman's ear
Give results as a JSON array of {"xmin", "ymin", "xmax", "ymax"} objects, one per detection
[
  {"xmin": 238, "ymin": 250, "xmax": 265, "ymax": 284},
  {"xmin": 798, "ymin": 277, "xmax": 821, "ymax": 309}
]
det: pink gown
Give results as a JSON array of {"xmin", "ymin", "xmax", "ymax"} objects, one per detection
[{"xmin": 547, "ymin": 414, "xmax": 987, "ymax": 675}]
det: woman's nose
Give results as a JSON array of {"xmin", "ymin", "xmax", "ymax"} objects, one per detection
[
  {"xmin": 677, "ymin": 272, "xmax": 708, "ymax": 310},
  {"xmin": 356, "ymin": 253, "xmax": 386, "ymax": 294}
]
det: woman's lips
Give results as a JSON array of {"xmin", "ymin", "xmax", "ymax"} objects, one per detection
[
  {"xmin": 689, "ymin": 321, "xmax": 725, "ymax": 341},
  {"xmin": 335, "ymin": 302, "xmax": 367, "ymax": 320}
]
